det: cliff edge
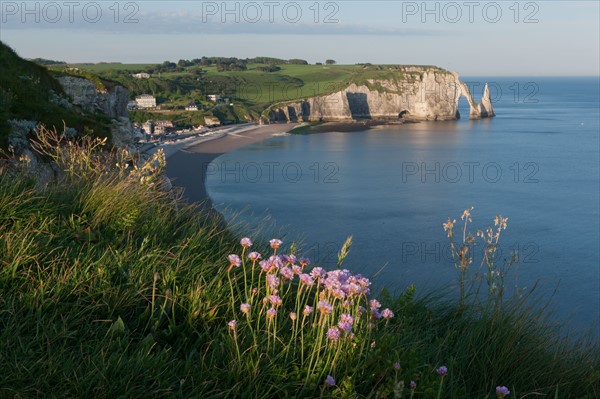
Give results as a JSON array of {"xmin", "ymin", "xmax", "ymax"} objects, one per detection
[{"xmin": 264, "ymin": 68, "xmax": 495, "ymax": 123}]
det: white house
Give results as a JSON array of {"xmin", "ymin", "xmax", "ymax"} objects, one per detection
[
  {"xmin": 132, "ymin": 73, "xmax": 150, "ymax": 79},
  {"xmin": 135, "ymin": 94, "xmax": 156, "ymax": 109},
  {"xmin": 185, "ymin": 102, "xmax": 199, "ymax": 111},
  {"xmin": 207, "ymin": 94, "xmax": 221, "ymax": 102},
  {"xmin": 142, "ymin": 121, "xmax": 154, "ymax": 135}
]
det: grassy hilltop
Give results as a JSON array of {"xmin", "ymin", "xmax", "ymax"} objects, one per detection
[
  {"xmin": 64, "ymin": 59, "xmax": 444, "ymax": 127},
  {"xmin": 0, "ymin": 42, "xmax": 446, "ymax": 142}
]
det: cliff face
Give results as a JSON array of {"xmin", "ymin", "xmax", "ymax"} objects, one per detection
[
  {"xmin": 57, "ymin": 75, "xmax": 140, "ymax": 150},
  {"xmin": 57, "ymin": 76, "xmax": 129, "ymax": 119},
  {"xmin": 266, "ymin": 69, "xmax": 494, "ymax": 123}
]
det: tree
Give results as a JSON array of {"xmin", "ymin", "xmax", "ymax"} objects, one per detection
[
  {"xmin": 325, "ymin": 59, "xmax": 336, "ymax": 65},
  {"xmin": 288, "ymin": 59, "xmax": 308, "ymax": 65},
  {"xmin": 177, "ymin": 59, "xmax": 193, "ymax": 68}
]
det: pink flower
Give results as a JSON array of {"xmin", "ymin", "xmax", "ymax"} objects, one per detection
[
  {"xmin": 299, "ymin": 273, "xmax": 314, "ymax": 287},
  {"xmin": 347, "ymin": 283, "xmax": 362, "ymax": 296},
  {"xmin": 317, "ymin": 300, "xmax": 333, "ymax": 315},
  {"xmin": 228, "ymin": 320, "xmax": 237, "ymax": 330},
  {"xmin": 260, "ymin": 255, "xmax": 283, "ymax": 273},
  {"xmin": 410, "ymin": 381, "xmax": 417, "ymax": 390},
  {"xmin": 269, "ymin": 238, "xmax": 282, "ymax": 249},
  {"xmin": 310, "ymin": 267, "xmax": 326, "ymax": 280},
  {"xmin": 436, "ymin": 366, "xmax": 448, "ymax": 376},
  {"xmin": 369, "ymin": 299, "xmax": 381, "ymax": 310},
  {"xmin": 248, "ymin": 251, "xmax": 261, "ymax": 261},
  {"xmin": 303, "ymin": 305, "xmax": 313, "ymax": 316},
  {"xmin": 267, "ymin": 274, "xmax": 280, "ymax": 290},
  {"xmin": 496, "ymin": 386, "xmax": 510, "ymax": 398},
  {"xmin": 325, "ymin": 375, "xmax": 335, "ymax": 387},
  {"xmin": 240, "ymin": 237, "xmax": 252, "ymax": 248},
  {"xmin": 228, "ymin": 254, "xmax": 241, "ymax": 267},
  {"xmin": 381, "ymin": 308, "xmax": 394, "ymax": 319},
  {"xmin": 326, "ymin": 327, "xmax": 341, "ymax": 341},
  {"xmin": 266, "ymin": 308, "xmax": 277, "ymax": 319},
  {"xmin": 282, "ymin": 254, "xmax": 296, "ymax": 265},
  {"xmin": 279, "ymin": 266, "xmax": 294, "ymax": 281},
  {"xmin": 291, "ymin": 265, "xmax": 302, "ymax": 275},
  {"xmin": 393, "ymin": 361, "xmax": 400, "ymax": 370},
  {"xmin": 268, "ymin": 295, "xmax": 282, "ymax": 307},
  {"xmin": 339, "ymin": 313, "xmax": 354, "ymax": 324},
  {"xmin": 299, "ymin": 257, "xmax": 310, "ymax": 267},
  {"xmin": 289, "ymin": 312, "xmax": 297, "ymax": 321},
  {"xmin": 240, "ymin": 303, "xmax": 251, "ymax": 315},
  {"xmin": 338, "ymin": 321, "xmax": 352, "ymax": 333}
]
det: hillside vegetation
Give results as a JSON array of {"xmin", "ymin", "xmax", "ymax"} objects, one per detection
[
  {"xmin": 0, "ymin": 128, "xmax": 597, "ymax": 398},
  {"xmin": 65, "ymin": 60, "xmax": 446, "ymax": 126},
  {"xmin": 0, "ymin": 42, "xmax": 112, "ymax": 148}
]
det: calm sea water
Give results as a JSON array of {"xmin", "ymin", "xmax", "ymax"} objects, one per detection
[{"xmin": 207, "ymin": 77, "xmax": 600, "ymax": 337}]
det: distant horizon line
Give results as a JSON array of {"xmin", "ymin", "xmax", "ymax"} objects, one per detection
[{"xmin": 39, "ymin": 61, "xmax": 599, "ymax": 78}]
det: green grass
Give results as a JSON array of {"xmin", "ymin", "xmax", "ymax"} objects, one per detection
[
  {"xmin": 0, "ymin": 128, "xmax": 598, "ymax": 398},
  {"xmin": 66, "ymin": 63, "xmax": 154, "ymax": 73}
]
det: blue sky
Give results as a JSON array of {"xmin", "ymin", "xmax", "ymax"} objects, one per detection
[{"xmin": 1, "ymin": 1, "xmax": 598, "ymax": 75}]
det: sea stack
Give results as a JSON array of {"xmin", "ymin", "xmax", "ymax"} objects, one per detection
[{"xmin": 478, "ymin": 83, "xmax": 495, "ymax": 118}]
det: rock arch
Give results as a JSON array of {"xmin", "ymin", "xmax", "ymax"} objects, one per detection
[{"xmin": 455, "ymin": 76, "xmax": 495, "ymax": 119}]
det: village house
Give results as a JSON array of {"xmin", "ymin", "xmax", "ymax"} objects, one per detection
[
  {"xmin": 142, "ymin": 121, "xmax": 154, "ymax": 135},
  {"xmin": 132, "ymin": 72, "xmax": 150, "ymax": 79},
  {"xmin": 185, "ymin": 102, "xmax": 199, "ymax": 111},
  {"xmin": 135, "ymin": 94, "xmax": 156, "ymax": 109},
  {"xmin": 207, "ymin": 94, "xmax": 221, "ymax": 102},
  {"xmin": 154, "ymin": 120, "xmax": 174, "ymax": 135}
]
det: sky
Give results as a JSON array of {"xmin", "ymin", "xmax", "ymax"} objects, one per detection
[{"xmin": 0, "ymin": 0, "xmax": 599, "ymax": 76}]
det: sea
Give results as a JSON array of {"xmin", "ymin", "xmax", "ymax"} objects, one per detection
[{"xmin": 206, "ymin": 77, "xmax": 600, "ymax": 338}]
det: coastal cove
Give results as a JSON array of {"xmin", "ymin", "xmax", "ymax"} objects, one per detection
[
  {"xmin": 3, "ymin": 1, "xmax": 600, "ymax": 394},
  {"xmin": 202, "ymin": 77, "xmax": 600, "ymax": 337}
]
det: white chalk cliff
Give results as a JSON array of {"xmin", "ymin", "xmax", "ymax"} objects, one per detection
[
  {"xmin": 264, "ymin": 68, "xmax": 494, "ymax": 123},
  {"xmin": 56, "ymin": 76, "xmax": 142, "ymax": 150},
  {"xmin": 56, "ymin": 76, "xmax": 129, "ymax": 119}
]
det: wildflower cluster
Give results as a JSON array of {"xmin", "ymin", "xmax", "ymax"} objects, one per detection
[{"xmin": 224, "ymin": 237, "xmax": 395, "ymax": 385}]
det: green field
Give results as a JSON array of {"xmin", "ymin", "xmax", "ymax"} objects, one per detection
[{"xmin": 66, "ymin": 63, "xmax": 154, "ymax": 72}]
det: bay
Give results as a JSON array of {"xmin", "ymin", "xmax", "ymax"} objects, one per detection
[{"xmin": 207, "ymin": 77, "xmax": 600, "ymax": 336}]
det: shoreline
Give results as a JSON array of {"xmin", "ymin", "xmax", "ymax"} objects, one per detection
[
  {"xmin": 163, "ymin": 119, "xmax": 412, "ymax": 212},
  {"xmin": 165, "ymin": 123, "xmax": 299, "ymax": 212},
  {"xmin": 289, "ymin": 119, "xmax": 411, "ymax": 134}
]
